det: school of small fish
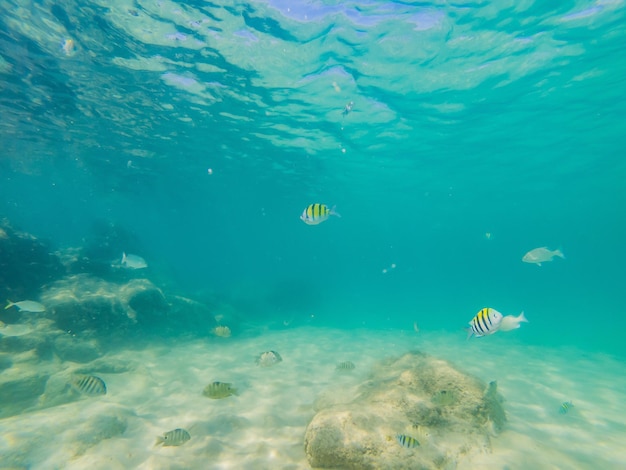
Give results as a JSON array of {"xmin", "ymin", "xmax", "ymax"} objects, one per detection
[{"xmin": 0, "ymin": 195, "xmax": 573, "ymax": 454}]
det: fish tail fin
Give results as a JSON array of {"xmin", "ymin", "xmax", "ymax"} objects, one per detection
[
  {"xmin": 519, "ymin": 311, "xmax": 529, "ymax": 323},
  {"xmin": 554, "ymin": 248, "xmax": 565, "ymax": 259},
  {"xmin": 330, "ymin": 205, "xmax": 341, "ymax": 218},
  {"xmin": 536, "ymin": 263, "xmax": 542, "ymax": 267},
  {"xmin": 5, "ymin": 300, "xmax": 14, "ymax": 310}
]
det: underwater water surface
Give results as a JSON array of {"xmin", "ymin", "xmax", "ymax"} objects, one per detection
[{"xmin": 1, "ymin": 0, "xmax": 625, "ymax": 468}]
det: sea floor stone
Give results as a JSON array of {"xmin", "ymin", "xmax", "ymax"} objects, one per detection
[{"xmin": 304, "ymin": 351, "xmax": 506, "ymax": 469}]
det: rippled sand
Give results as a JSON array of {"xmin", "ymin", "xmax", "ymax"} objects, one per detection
[{"xmin": 1, "ymin": 327, "xmax": 624, "ymax": 469}]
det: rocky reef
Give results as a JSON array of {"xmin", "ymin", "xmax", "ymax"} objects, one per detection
[
  {"xmin": 304, "ymin": 351, "xmax": 506, "ymax": 469},
  {"xmin": 0, "ymin": 220, "xmax": 229, "ymax": 419}
]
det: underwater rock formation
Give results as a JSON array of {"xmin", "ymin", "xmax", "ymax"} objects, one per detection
[
  {"xmin": 39, "ymin": 274, "xmax": 216, "ymax": 338},
  {"xmin": 0, "ymin": 219, "xmax": 64, "ymax": 305},
  {"xmin": 304, "ymin": 351, "xmax": 506, "ymax": 470}
]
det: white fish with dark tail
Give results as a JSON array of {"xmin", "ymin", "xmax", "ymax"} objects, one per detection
[
  {"xmin": 466, "ymin": 307, "xmax": 503, "ymax": 339},
  {"xmin": 255, "ymin": 350, "xmax": 283, "ymax": 367},
  {"xmin": 155, "ymin": 428, "xmax": 190, "ymax": 446},
  {"xmin": 70, "ymin": 374, "xmax": 107, "ymax": 396},
  {"xmin": 5, "ymin": 300, "xmax": 45, "ymax": 313},
  {"xmin": 522, "ymin": 247, "xmax": 565, "ymax": 266},
  {"xmin": 121, "ymin": 252, "xmax": 147, "ymax": 269},
  {"xmin": 499, "ymin": 312, "xmax": 529, "ymax": 332},
  {"xmin": 300, "ymin": 204, "xmax": 341, "ymax": 225}
]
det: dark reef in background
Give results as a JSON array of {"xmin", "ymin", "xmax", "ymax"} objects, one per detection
[
  {"xmin": 0, "ymin": 219, "xmax": 218, "ymax": 344},
  {"xmin": 0, "ymin": 219, "xmax": 65, "ymax": 307}
]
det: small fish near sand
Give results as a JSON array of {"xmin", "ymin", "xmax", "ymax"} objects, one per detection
[
  {"xmin": 70, "ymin": 374, "xmax": 107, "ymax": 396},
  {"xmin": 466, "ymin": 307, "xmax": 503, "ymax": 339},
  {"xmin": 155, "ymin": 428, "xmax": 191, "ymax": 447},
  {"xmin": 499, "ymin": 311, "xmax": 529, "ymax": 332},
  {"xmin": 255, "ymin": 350, "xmax": 283, "ymax": 367},
  {"xmin": 212, "ymin": 326, "xmax": 231, "ymax": 338},
  {"xmin": 396, "ymin": 434, "xmax": 420, "ymax": 448},
  {"xmin": 300, "ymin": 204, "xmax": 341, "ymax": 226},
  {"xmin": 203, "ymin": 381, "xmax": 238, "ymax": 399},
  {"xmin": 522, "ymin": 247, "xmax": 565, "ymax": 266},
  {"xmin": 559, "ymin": 401, "xmax": 574, "ymax": 415},
  {"xmin": 120, "ymin": 252, "xmax": 148, "ymax": 269},
  {"xmin": 5, "ymin": 300, "xmax": 45, "ymax": 313},
  {"xmin": 336, "ymin": 361, "xmax": 356, "ymax": 371}
]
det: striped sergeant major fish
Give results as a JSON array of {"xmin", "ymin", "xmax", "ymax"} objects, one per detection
[
  {"xmin": 70, "ymin": 374, "xmax": 107, "ymax": 396},
  {"xmin": 559, "ymin": 401, "xmax": 574, "ymax": 415},
  {"xmin": 155, "ymin": 428, "xmax": 191, "ymax": 447},
  {"xmin": 466, "ymin": 307, "xmax": 503, "ymax": 339},
  {"xmin": 396, "ymin": 434, "xmax": 420, "ymax": 448},
  {"xmin": 300, "ymin": 203, "xmax": 341, "ymax": 225}
]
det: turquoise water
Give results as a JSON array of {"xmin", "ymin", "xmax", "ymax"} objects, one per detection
[
  {"xmin": 1, "ymin": 2, "xmax": 626, "ymax": 467},
  {"xmin": 0, "ymin": 1, "xmax": 626, "ymax": 354},
  {"xmin": 1, "ymin": 0, "xmax": 625, "ymax": 353}
]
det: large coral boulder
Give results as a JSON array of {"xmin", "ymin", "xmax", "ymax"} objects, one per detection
[{"xmin": 304, "ymin": 351, "xmax": 505, "ymax": 469}]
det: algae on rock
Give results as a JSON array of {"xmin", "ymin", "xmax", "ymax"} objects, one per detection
[{"xmin": 304, "ymin": 351, "xmax": 506, "ymax": 469}]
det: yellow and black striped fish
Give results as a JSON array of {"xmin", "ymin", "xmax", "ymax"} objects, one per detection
[
  {"xmin": 336, "ymin": 361, "xmax": 356, "ymax": 371},
  {"xmin": 300, "ymin": 203, "xmax": 341, "ymax": 225},
  {"xmin": 396, "ymin": 434, "xmax": 420, "ymax": 448},
  {"xmin": 202, "ymin": 381, "xmax": 238, "ymax": 399},
  {"xmin": 70, "ymin": 374, "xmax": 107, "ymax": 396},
  {"xmin": 155, "ymin": 428, "xmax": 191, "ymax": 447},
  {"xmin": 559, "ymin": 401, "xmax": 574, "ymax": 414},
  {"xmin": 466, "ymin": 307, "xmax": 504, "ymax": 339}
]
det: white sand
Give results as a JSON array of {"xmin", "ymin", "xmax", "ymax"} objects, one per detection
[{"xmin": 1, "ymin": 327, "xmax": 625, "ymax": 469}]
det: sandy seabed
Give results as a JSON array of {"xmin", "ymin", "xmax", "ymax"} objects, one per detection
[{"xmin": 1, "ymin": 326, "xmax": 625, "ymax": 470}]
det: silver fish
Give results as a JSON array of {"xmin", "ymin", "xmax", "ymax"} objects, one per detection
[
  {"xmin": 255, "ymin": 350, "xmax": 283, "ymax": 367},
  {"xmin": 4, "ymin": 300, "xmax": 45, "ymax": 312},
  {"xmin": 121, "ymin": 252, "xmax": 147, "ymax": 269},
  {"xmin": 70, "ymin": 374, "xmax": 107, "ymax": 396},
  {"xmin": 499, "ymin": 312, "xmax": 529, "ymax": 332},
  {"xmin": 522, "ymin": 247, "xmax": 565, "ymax": 266},
  {"xmin": 155, "ymin": 428, "xmax": 190, "ymax": 446}
]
